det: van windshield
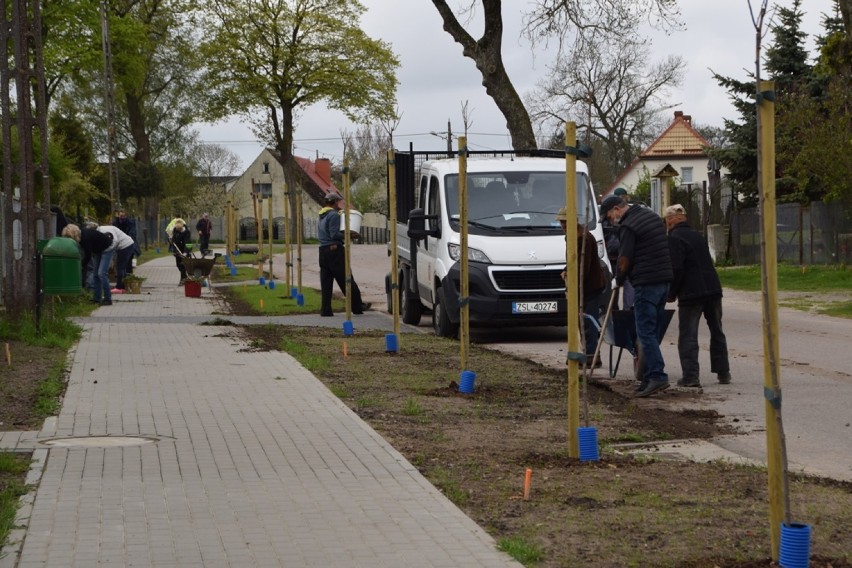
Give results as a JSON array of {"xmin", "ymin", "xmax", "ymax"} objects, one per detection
[{"xmin": 444, "ymin": 171, "xmax": 597, "ymax": 232}]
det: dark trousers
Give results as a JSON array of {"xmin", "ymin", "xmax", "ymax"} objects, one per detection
[
  {"xmin": 114, "ymin": 247, "xmax": 134, "ymax": 288},
  {"xmin": 199, "ymin": 233, "xmax": 210, "ymax": 252},
  {"xmin": 175, "ymin": 254, "xmax": 187, "ymax": 280},
  {"xmin": 319, "ymin": 245, "xmax": 364, "ymax": 315},
  {"xmin": 677, "ymin": 296, "xmax": 730, "ymax": 380}
]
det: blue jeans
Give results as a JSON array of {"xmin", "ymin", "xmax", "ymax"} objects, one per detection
[
  {"xmin": 633, "ymin": 282, "xmax": 669, "ymax": 383},
  {"xmin": 92, "ymin": 249, "xmax": 115, "ymax": 302},
  {"xmin": 677, "ymin": 297, "xmax": 729, "ymax": 380}
]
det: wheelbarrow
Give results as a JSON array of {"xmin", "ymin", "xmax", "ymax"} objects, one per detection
[
  {"xmin": 603, "ymin": 308, "xmax": 674, "ymax": 379},
  {"xmin": 180, "ymin": 255, "xmax": 220, "ymax": 279},
  {"xmin": 172, "ymin": 242, "xmax": 221, "ymax": 280}
]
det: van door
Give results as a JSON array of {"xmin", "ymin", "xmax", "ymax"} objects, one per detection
[{"xmin": 415, "ymin": 173, "xmax": 441, "ymax": 306}]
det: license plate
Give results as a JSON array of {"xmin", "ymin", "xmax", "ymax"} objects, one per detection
[{"xmin": 512, "ymin": 301, "xmax": 558, "ymax": 314}]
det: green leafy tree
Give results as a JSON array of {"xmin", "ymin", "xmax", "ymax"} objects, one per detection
[
  {"xmin": 713, "ymin": 0, "xmax": 817, "ymax": 205},
  {"xmin": 814, "ymin": 0, "xmax": 852, "ymax": 77},
  {"xmin": 709, "ymin": 73, "xmax": 759, "ymax": 205},
  {"xmin": 199, "ymin": 0, "xmax": 398, "ymax": 237},
  {"xmin": 49, "ymin": 0, "xmax": 206, "ymax": 197},
  {"xmin": 765, "ymin": 0, "xmax": 813, "ymax": 94},
  {"xmin": 779, "ymin": 73, "xmax": 852, "ymax": 205},
  {"xmin": 48, "ymin": 96, "xmax": 104, "ymax": 216},
  {"xmin": 41, "ymin": 0, "xmax": 104, "ymax": 108}
]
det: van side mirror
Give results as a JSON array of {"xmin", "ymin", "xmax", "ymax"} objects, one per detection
[{"xmin": 407, "ymin": 208, "xmax": 440, "ymax": 240}]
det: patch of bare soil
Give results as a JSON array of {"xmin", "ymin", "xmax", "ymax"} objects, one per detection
[
  {"xmin": 239, "ymin": 319, "xmax": 852, "ymax": 568},
  {"xmin": 0, "ymin": 341, "xmax": 66, "ymax": 430}
]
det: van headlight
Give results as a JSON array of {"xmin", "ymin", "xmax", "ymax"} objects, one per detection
[
  {"xmin": 448, "ymin": 243, "xmax": 491, "ymax": 262},
  {"xmin": 597, "ymin": 239, "xmax": 605, "ymax": 258}
]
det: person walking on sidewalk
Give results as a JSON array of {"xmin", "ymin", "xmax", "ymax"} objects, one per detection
[
  {"xmin": 600, "ymin": 195, "xmax": 673, "ymax": 397},
  {"xmin": 664, "ymin": 204, "xmax": 732, "ymax": 387},
  {"xmin": 318, "ymin": 192, "xmax": 370, "ymax": 317}
]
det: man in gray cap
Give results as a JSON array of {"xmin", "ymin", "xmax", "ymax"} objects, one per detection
[
  {"xmin": 664, "ymin": 204, "xmax": 731, "ymax": 387},
  {"xmin": 318, "ymin": 191, "xmax": 370, "ymax": 317},
  {"xmin": 600, "ymin": 195, "xmax": 673, "ymax": 397}
]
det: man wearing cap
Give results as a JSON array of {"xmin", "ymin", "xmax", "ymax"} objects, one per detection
[
  {"xmin": 318, "ymin": 192, "xmax": 370, "ymax": 317},
  {"xmin": 600, "ymin": 195, "xmax": 673, "ymax": 397},
  {"xmin": 664, "ymin": 204, "xmax": 731, "ymax": 387}
]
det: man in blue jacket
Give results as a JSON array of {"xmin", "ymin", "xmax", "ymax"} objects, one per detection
[
  {"xmin": 664, "ymin": 204, "xmax": 731, "ymax": 387},
  {"xmin": 601, "ymin": 195, "xmax": 673, "ymax": 397}
]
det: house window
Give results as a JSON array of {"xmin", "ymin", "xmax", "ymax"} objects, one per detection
[
  {"xmin": 263, "ymin": 162, "xmax": 270, "ymax": 174},
  {"xmin": 253, "ymin": 182, "xmax": 272, "ymax": 199},
  {"xmin": 681, "ymin": 167, "xmax": 693, "ymax": 184}
]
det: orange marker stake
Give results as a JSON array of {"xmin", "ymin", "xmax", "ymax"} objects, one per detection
[
  {"xmin": 259, "ymin": 298, "xmax": 265, "ymax": 310},
  {"xmin": 342, "ymin": 341, "xmax": 349, "ymax": 359},
  {"xmin": 523, "ymin": 468, "xmax": 532, "ymax": 500}
]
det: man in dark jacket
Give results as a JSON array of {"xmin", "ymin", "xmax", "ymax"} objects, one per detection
[
  {"xmin": 664, "ymin": 205, "xmax": 731, "ymax": 387},
  {"xmin": 169, "ymin": 219, "xmax": 192, "ymax": 283},
  {"xmin": 317, "ymin": 192, "xmax": 370, "ymax": 317},
  {"xmin": 196, "ymin": 213, "xmax": 212, "ymax": 254},
  {"xmin": 113, "ymin": 209, "xmax": 140, "ymax": 280},
  {"xmin": 600, "ymin": 195, "xmax": 673, "ymax": 397}
]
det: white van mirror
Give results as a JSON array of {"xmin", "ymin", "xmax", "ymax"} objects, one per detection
[{"xmin": 407, "ymin": 208, "xmax": 440, "ymax": 240}]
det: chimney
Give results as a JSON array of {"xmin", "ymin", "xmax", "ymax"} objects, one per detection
[
  {"xmin": 315, "ymin": 158, "xmax": 332, "ymax": 184},
  {"xmin": 684, "ymin": 115, "xmax": 692, "ymax": 124},
  {"xmin": 674, "ymin": 110, "xmax": 683, "ymax": 119}
]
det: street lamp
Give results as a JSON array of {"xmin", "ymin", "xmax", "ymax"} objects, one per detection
[{"xmin": 430, "ymin": 120, "xmax": 455, "ymax": 152}]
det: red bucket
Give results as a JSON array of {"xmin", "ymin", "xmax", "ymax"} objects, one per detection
[{"xmin": 184, "ymin": 281, "xmax": 202, "ymax": 297}]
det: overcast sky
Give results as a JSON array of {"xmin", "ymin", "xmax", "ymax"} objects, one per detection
[{"xmin": 194, "ymin": 0, "xmax": 835, "ymax": 171}]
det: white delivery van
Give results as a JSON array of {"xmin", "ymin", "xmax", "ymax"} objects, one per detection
[{"xmin": 387, "ymin": 149, "xmax": 608, "ymax": 338}]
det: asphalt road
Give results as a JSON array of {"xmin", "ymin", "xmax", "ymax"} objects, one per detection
[{"xmin": 279, "ymin": 244, "xmax": 852, "ymax": 482}]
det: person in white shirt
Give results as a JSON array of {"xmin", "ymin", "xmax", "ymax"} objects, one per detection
[{"xmin": 97, "ymin": 225, "xmax": 135, "ymax": 293}]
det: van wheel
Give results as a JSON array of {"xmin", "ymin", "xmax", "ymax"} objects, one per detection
[
  {"xmin": 401, "ymin": 270, "xmax": 422, "ymax": 325},
  {"xmin": 433, "ymin": 287, "xmax": 458, "ymax": 338}
]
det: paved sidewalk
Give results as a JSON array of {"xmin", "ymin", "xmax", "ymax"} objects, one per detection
[{"xmin": 1, "ymin": 254, "xmax": 520, "ymax": 567}]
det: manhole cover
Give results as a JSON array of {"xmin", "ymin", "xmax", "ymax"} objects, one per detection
[{"xmin": 41, "ymin": 436, "xmax": 160, "ymax": 448}]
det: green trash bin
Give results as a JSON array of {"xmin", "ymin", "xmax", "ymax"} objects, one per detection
[{"xmin": 41, "ymin": 237, "xmax": 82, "ymax": 295}]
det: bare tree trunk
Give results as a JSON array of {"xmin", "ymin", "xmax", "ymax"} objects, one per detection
[
  {"xmin": 431, "ymin": 0, "xmax": 537, "ymax": 150},
  {"xmin": 126, "ymin": 92, "xmax": 152, "ymax": 164}
]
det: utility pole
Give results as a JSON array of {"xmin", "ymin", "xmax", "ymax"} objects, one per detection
[
  {"xmin": 100, "ymin": 0, "xmax": 120, "ymax": 208},
  {"xmin": 430, "ymin": 120, "xmax": 455, "ymax": 153}
]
